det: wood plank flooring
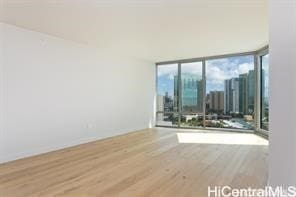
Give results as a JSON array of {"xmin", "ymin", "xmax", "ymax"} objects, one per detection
[{"xmin": 0, "ymin": 128, "xmax": 268, "ymax": 197}]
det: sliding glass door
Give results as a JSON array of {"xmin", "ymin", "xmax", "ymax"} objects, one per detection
[{"xmin": 260, "ymin": 54, "xmax": 269, "ymax": 131}]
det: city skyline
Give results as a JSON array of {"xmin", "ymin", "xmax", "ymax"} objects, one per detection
[
  {"xmin": 157, "ymin": 55, "xmax": 256, "ymax": 97},
  {"xmin": 157, "ymin": 55, "xmax": 269, "ymax": 130},
  {"xmin": 159, "ymin": 68, "xmax": 256, "ymax": 114}
]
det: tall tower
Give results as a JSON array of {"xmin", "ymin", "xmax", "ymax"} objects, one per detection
[
  {"xmin": 197, "ymin": 79, "xmax": 204, "ymax": 112},
  {"xmin": 224, "ymin": 79, "xmax": 232, "ymax": 114},
  {"xmin": 231, "ymin": 78, "xmax": 240, "ymax": 113},
  {"xmin": 173, "ymin": 75, "xmax": 179, "ymax": 111},
  {"xmin": 248, "ymin": 70, "xmax": 255, "ymax": 114},
  {"xmin": 209, "ymin": 91, "xmax": 224, "ymax": 113},
  {"xmin": 224, "ymin": 78, "xmax": 239, "ymax": 114},
  {"xmin": 181, "ymin": 73, "xmax": 203, "ymax": 113},
  {"xmin": 239, "ymin": 73, "xmax": 248, "ymax": 114}
]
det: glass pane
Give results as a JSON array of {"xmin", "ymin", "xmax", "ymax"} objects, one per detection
[
  {"xmin": 206, "ymin": 55, "xmax": 255, "ymax": 130},
  {"xmin": 180, "ymin": 62, "xmax": 204, "ymax": 128},
  {"xmin": 181, "ymin": 62, "xmax": 203, "ymax": 113},
  {"xmin": 156, "ymin": 113, "xmax": 178, "ymax": 127},
  {"xmin": 157, "ymin": 64, "xmax": 178, "ymax": 112},
  {"xmin": 261, "ymin": 54, "xmax": 269, "ymax": 130}
]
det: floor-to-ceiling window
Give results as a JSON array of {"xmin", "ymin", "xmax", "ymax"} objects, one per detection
[
  {"xmin": 205, "ymin": 56, "xmax": 255, "ymax": 130},
  {"xmin": 180, "ymin": 62, "xmax": 204, "ymax": 128},
  {"xmin": 156, "ymin": 48, "xmax": 268, "ymax": 134},
  {"xmin": 260, "ymin": 54, "xmax": 269, "ymax": 130}
]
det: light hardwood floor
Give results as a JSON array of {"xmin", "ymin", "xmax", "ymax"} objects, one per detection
[{"xmin": 0, "ymin": 128, "xmax": 268, "ymax": 197}]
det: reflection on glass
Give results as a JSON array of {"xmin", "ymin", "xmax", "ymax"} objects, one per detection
[
  {"xmin": 156, "ymin": 113, "xmax": 178, "ymax": 127},
  {"xmin": 157, "ymin": 64, "xmax": 178, "ymax": 113},
  {"xmin": 180, "ymin": 62, "xmax": 204, "ymax": 128},
  {"xmin": 205, "ymin": 56, "xmax": 255, "ymax": 130},
  {"xmin": 261, "ymin": 54, "xmax": 269, "ymax": 130},
  {"xmin": 181, "ymin": 62, "xmax": 203, "ymax": 113}
]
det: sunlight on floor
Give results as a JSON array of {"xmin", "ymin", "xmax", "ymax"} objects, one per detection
[{"xmin": 177, "ymin": 132, "xmax": 268, "ymax": 145}]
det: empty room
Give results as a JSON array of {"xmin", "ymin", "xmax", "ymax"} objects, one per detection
[{"xmin": 0, "ymin": 0, "xmax": 295, "ymax": 197}]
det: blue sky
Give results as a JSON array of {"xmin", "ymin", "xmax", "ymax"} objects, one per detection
[
  {"xmin": 157, "ymin": 64, "xmax": 178, "ymax": 96},
  {"xmin": 157, "ymin": 55, "xmax": 256, "ymax": 96}
]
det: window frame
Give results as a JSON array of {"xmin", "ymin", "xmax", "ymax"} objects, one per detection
[
  {"xmin": 155, "ymin": 46, "xmax": 269, "ymax": 136},
  {"xmin": 256, "ymin": 47, "xmax": 269, "ymax": 136}
]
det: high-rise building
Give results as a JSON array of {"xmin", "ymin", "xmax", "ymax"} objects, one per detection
[
  {"xmin": 232, "ymin": 78, "xmax": 240, "ymax": 113},
  {"xmin": 157, "ymin": 95, "xmax": 164, "ymax": 121},
  {"xmin": 197, "ymin": 79, "xmax": 203, "ymax": 112},
  {"xmin": 163, "ymin": 92, "xmax": 174, "ymax": 112},
  {"xmin": 224, "ymin": 78, "xmax": 240, "ymax": 114},
  {"xmin": 173, "ymin": 75, "xmax": 179, "ymax": 111},
  {"xmin": 175, "ymin": 73, "xmax": 203, "ymax": 112},
  {"xmin": 248, "ymin": 70, "xmax": 255, "ymax": 113},
  {"xmin": 209, "ymin": 91, "xmax": 224, "ymax": 113},
  {"xmin": 225, "ymin": 70, "xmax": 255, "ymax": 115},
  {"xmin": 224, "ymin": 79, "xmax": 232, "ymax": 114},
  {"xmin": 239, "ymin": 73, "xmax": 248, "ymax": 114},
  {"xmin": 157, "ymin": 95, "xmax": 164, "ymax": 112}
]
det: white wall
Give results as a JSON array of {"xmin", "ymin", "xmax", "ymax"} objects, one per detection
[
  {"xmin": 0, "ymin": 23, "xmax": 4, "ymax": 162},
  {"xmin": 269, "ymin": 0, "xmax": 296, "ymax": 186},
  {"xmin": 0, "ymin": 23, "xmax": 155, "ymax": 163}
]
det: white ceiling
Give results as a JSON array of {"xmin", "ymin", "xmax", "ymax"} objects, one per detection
[{"xmin": 0, "ymin": 0, "xmax": 268, "ymax": 62}]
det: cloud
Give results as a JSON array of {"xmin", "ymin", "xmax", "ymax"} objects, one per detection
[
  {"xmin": 157, "ymin": 56, "xmax": 255, "ymax": 93},
  {"xmin": 181, "ymin": 62, "xmax": 203, "ymax": 75},
  {"xmin": 207, "ymin": 59, "xmax": 253, "ymax": 82},
  {"xmin": 158, "ymin": 62, "xmax": 203, "ymax": 80},
  {"xmin": 157, "ymin": 64, "xmax": 178, "ymax": 77},
  {"xmin": 238, "ymin": 63, "xmax": 253, "ymax": 74},
  {"xmin": 206, "ymin": 56, "xmax": 254, "ymax": 92}
]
